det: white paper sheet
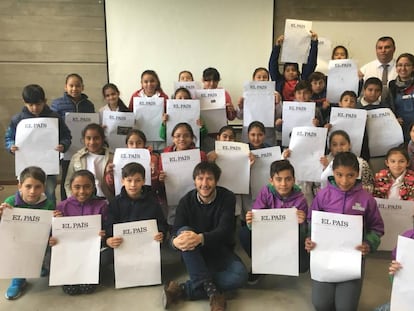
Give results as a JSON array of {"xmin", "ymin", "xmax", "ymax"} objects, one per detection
[
  {"xmin": 281, "ymin": 19, "xmax": 313, "ymax": 64},
  {"xmin": 166, "ymin": 99, "xmax": 200, "ymax": 147},
  {"xmin": 195, "ymin": 89, "xmax": 227, "ymax": 133},
  {"xmin": 64, "ymin": 113, "xmax": 100, "ymax": 160},
  {"xmin": 315, "ymin": 37, "xmax": 332, "ymax": 74},
  {"xmin": 0, "ymin": 208, "xmax": 53, "ymax": 278},
  {"xmin": 282, "ymin": 101, "xmax": 315, "ymax": 146},
  {"xmin": 113, "ymin": 219, "xmax": 160, "ymax": 288},
  {"xmin": 15, "ymin": 118, "xmax": 59, "ymax": 176},
  {"xmin": 133, "ymin": 97, "xmax": 164, "ymax": 141},
  {"xmin": 250, "ymin": 147, "xmax": 282, "ymax": 200},
  {"xmin": 310, "ymin": 210, "xmax": 362, "ymax": 282},
  {"xmin": 215, "ymin": 141, "xmax": 250, "ymax": 194},
  {"xmin": 173, "ymin": 81, "xmax": 201, "ymax": 99},
  {"xmin": 288, "ymin": 127, "xmax": 327, "ymax": 182},
  {"xmin": 252, "ymin": 208, "xmax": 299, "ymax": 276},
  {"xmin": 161, "ymin": 149, "xmax": 201, "ymax": 205},
  {"xmin": 390, "ymin": 235, "xmax": 414, "ymax": 311},
  {"xmin": 328, "ymin": 107, "xmax": 367, "ymax": 157},
  {"xmin": 102, "ymin": 111, "xmax": 135, "ymax": 151},
  {"xmin": 243, "ymin": 81, "xmax": 275, "ymax": 128},
  {"xmin": 366, "ymin": 108, "xmax": 404, "ymax": 157},
  {"xmin": 113, "ymin": 148, "xmax": 151, "ymax": 194},
  {"xmin": 326, "ymin": 59, "xmax": 359, "ymax": 103},
  {"xmin": 49, "ymin": 215, "xmax": 101, "ymax": 286},
  {"xmin": 375, "ymin": 198, "xmax": 414, "ymax": 251}
]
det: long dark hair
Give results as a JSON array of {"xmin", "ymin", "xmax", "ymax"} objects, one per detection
[{"xmin": 102, "ymin": 83, "xmax": 130, "ymax": 112}]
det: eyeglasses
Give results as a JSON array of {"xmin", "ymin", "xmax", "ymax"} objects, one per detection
[
  {"xmin": 173, "ymin": 134, "xmax": 192, "ymax": 139},
  {"xmin": 396, "ymin": 63, "xmax": 413, "ymax": 68}
]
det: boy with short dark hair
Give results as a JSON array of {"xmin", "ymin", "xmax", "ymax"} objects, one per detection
[
  {"xmin": 357, "ymin": 77, "xmax": 393, "ymax": 170},
  {"xmin": 357, "ymin": 77, "xmax": 390, "ymax": 109},
  {"xmin": 294, "ymin": 80, "xmax": 325, "ymax": 127},
  {"xmin": 239, "ymin": 160, "xmax": 309, "ymax": 283},
  {"xmin": 105, "ymin": 162, "xmax": 167, "ymax": 250},
  {"xmin": 4, "ymin": 84, "xmax": 72, "ymax": 207},
  {"xmin": 0, "ymin": 166, "xmax": 56, "ymax": 300},
  {"xmin": 309, "ymin": 71, "xmax": 330, "ymax": 123}
]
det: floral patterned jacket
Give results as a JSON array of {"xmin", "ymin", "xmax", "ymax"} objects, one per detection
[{"xmin": 373, "ymin": 169, "xmax": 414, "ymax": 201}]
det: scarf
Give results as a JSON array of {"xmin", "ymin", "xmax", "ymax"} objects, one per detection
[{"xmin": 394, "ymin": 75, "xmax": 414, "ymax": 91}]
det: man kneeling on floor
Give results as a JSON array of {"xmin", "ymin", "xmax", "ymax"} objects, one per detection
[{"xmin": 163, "ymin": 161, "xmax": 247, "ymax": 311}]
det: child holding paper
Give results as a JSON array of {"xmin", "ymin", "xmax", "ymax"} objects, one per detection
[
  {"xmin": 65, "ymin": 123, "xmax": 114, "ymax": 201},
  {"xmin": 320, "ymin": 130, "xmax": 374, "ymax": 192},
  {"xmin": 5, "ymin": 84, "xmax": 72, "ymax": 207},
  {"xmin": 308, "ymin": 71, "xmax": 330, "ymax": 124},
  {"xmin": 49, "ymin": 170, "xmax": 108, "ymax": 295},
  {"xmin": 99, "ymin": 83, "xmax": 130, "ymax": 113},
  {"xmin": 279, "ymin": 81, "xmax": 325, "ymax": 135},
  {"xmin": 127, "ymin": 69, "xmax": 169, "ymax": 111},
  {"xmin": 281, "ymin": 81, "xmax": 325, "ymax": 205},
  {"xmin": 323, "ymin": 90, "xmax": 358, "ymax": 128},
  {"xmin": 160, "ymin": 87, "xmax": 207, "ymax": 141},
  {"xmin": 357, "ymin": 77, "xmax": 395, "ymax": 169},
  {"xmin": 124, "ymin": 129, "xmax": 165, "ymax": 214},
  {"xmin": 207, "ymin": 125, "xmax": 247, "ymax": 219},
  {"xmin": 268, "ymin": 31, "xmax": 318, "ymax": 101},
  {"xmin": 374, "ymin": 228, "xmax": 414, "ymax": 311},
  {"xmin": 105, "ymin": 162, "xmax": 167, "ymax": 250},
  {"xmin": 202, "ymin": 67, "xmax": 236, "ymax": 121},
  {"xmin": 51, "ymin": 73, "xmax": 95, "ymax": 200},
  {"xmin": 158, "ymin": 123, "xmax": 207, "ymax": 225},
  {"xmin": 239, "ymin": 159, "xmax": 309, "ymax": 284},
  {"xmin": 305, "ymin": 152, "xmax": 384, "ymax": 311},
  {"xmin": 237, "ymin": 67, "xmax": 282, "ymax": 146},
  {"xmin": 239, "ymin": 121, "xmax": 270, "ymax": 220},
  {"xmin": 105, "ymin": 129, "xmax": 162, "ymax": 196},
  {"xmin": 1, "ymin": 166, "xmax": 56, "ymax": 300},
  {"xmin": 206, "ymin": 125, "xmax": 237, "ymax": 162},
  {"xmin": 373, "ymin": 147, "xmax": 414, "ymax": 201}
]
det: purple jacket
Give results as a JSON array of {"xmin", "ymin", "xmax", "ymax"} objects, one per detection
[
  {"xmin": 392, "ymin": 229, "xmax": 414, "ymax": 259},
  {"xmin": 309, "ymin": 178, "xmax": 384, "ymax": 251},
  {"xmin": 253, "ymin": 184, "xmax": 308, "ymax": 213},
  {"xmin": 57, "ymin": 196, "xmax": 108, "ymax": 224}
]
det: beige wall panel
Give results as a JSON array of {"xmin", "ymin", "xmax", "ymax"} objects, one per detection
[
  {"xmin": 0, "ymin": 0, "xmax": 103, "ymax": 17},
  {"xmin": 0, "ymin": 63, "xmax": 107, "ymax": 181},
  {"xmin": 0, "ymin": 0, "xmax": 107, "ymax": 182},
  {"xmin": 0, "ymin": 41, "xmax": 106, "ymax": 63}
]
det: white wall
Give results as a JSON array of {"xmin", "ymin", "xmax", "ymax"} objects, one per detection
[{"xmin": 105, "ymin": 0, "xmax": 274, "ymax": 105}]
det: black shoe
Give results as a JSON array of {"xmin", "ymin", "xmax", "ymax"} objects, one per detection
[{"xmin": 247, "ymin": 272, "xmax": 262, "ymax": 285}]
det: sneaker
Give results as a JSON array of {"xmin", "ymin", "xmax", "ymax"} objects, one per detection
[
  {"xmin": 62, "ymin": 285, "xmax": 81, "ymax": 296},
  {"xmin": 5, "ymin": 278, "xmax": 27, "ymax": 300},
  {"xmin": 210, "ymin": 293, "xmax": 226, "ymax": 311},
  {"xmin": 162, "ymin": 281, "xmax": 184, "ymax": 309},
  {"xmin": 79, "ymin": 284, "xmax": 97, "ymax": 294},
  {"xmin": 247, "ymin": 272, "xmax": 262, "ymax": 285}
]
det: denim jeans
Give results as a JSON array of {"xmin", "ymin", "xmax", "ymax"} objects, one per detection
[{"xmin": 177, "ymin": 226, "xmax": 247, "ymax": 300}]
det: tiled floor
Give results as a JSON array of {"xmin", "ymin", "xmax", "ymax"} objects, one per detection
[{"xmin": 0, "ymin": 185, "xmax": 392, "ymax": 311}]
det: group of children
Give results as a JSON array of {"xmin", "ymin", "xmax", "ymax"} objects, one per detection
[{"xmin": 2, "ymin": 35, "xmax": 414, "ymax": 310}]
